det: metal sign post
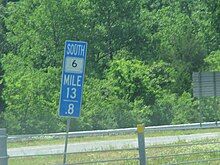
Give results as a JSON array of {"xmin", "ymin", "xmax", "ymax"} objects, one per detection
[
  {"xmin": 63, "ymin": 119, "xmax": 71, "ymax": 165},
  {"xmin": 59, "ymin": 40, "xmax": 87, "ymax": 164},
  {"xmin": 0, "ymin": 129, "xmax": 8, "ymax": 165}
]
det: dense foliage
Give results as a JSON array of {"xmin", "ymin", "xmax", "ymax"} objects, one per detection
[{"xmin": 0, "ymin": 0, "xmax": 219, "ymax": 134}]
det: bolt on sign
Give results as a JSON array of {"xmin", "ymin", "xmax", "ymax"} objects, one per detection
[
  {"xmin": 59, "ymin": 41, "xmax": 87, "ymax": 117},
  {"xmin": 192, "ymin": 72, "xmax": 220, "ymax": 98}
]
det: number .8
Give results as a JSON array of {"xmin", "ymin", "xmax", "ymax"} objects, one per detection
[{"xmin": 68, "ymin": 104, "xmax": 74, "ymax": 114}]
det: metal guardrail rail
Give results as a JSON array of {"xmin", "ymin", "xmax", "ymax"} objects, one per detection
[
  {"xmin": 7, "ymin": 121, "xmax": 220, "ymax": 142},
  {"xmin": 2, "ymin": 121, "xmax": 220, "ymax": 165}
]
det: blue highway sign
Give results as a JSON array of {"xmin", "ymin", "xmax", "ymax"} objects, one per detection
[{"xmin": 59, "ymin": 40, "xmax": 87, "ymax": 117}]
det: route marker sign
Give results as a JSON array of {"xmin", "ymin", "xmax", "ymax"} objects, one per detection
[{"xmin": 59, "ymin": 40, "xmax": 87, "ymax": 117}]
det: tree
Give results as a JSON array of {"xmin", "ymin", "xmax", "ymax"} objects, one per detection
[
  {"xmin": 0, "ymin": 0, "xmax": 9, "ymax": 126},
  {"xmin": 106, "ymin": 58, "xmax": 176, "ymax": 103},
  {"xmin": 204, "ymin": 50, "xmax": 220, "ymax": 71},
  {"xmin": 82, "ymin": 0, "xmax": 142, "ymax": 76},
  {"xmin": 105, "ymin": 57, "xmax": 177, "ymax": 125},
  {"xmin": 203, "ymin": 0, "xmax": 220, "ymax": 51},
  {"xmin": 140, "ymin": 0, "xmax": 218, "ymax": 95},
  {"xmin": 5, "ymin": 0, "xmax": 85, "ymax": 69},
  {"xmin": 2, "ymin": 54, "xmax": 63, "ymax": 134},
  {"xmin": 172, "ymin": 92, "xmax": 199, "ymax": 124},
  {"xmin": 2, "ymin": 0, "xmax": 219, "ymax": 133},
  {"xmin": 79, "ymin": 77, "xmax": 135, "ymax": 130},
  {"xmin": 2, "ymin": 0, "xmax": 87, "ymax": 133}
]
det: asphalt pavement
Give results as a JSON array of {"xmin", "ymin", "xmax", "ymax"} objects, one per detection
[{"xmin": 8, "ymin": 132, "xmax": 220, "ymax": 157}]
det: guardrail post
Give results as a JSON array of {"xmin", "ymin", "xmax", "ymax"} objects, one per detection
[
  {"xmin": 0, "ymin": 128, "xmax": 8, "ymax": 165},
  {"xmin": 137, "ymin": 124, "xmax": 146, "ymax": 165}
]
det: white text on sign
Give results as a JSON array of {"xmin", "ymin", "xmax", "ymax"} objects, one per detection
[
  {"xmin": 64, "ymin": 74, "xmax": 82, "ymax": 87},
  {"xmin": 67, "ymin": 43, "xmax": 86, "ymax": 56}
]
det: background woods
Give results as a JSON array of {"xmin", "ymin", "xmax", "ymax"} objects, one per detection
[{"xmin": 0, "ymin": 0, "xmax": 219, "ymax": 134}]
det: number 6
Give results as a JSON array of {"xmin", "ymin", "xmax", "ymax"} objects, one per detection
[{"xmin": 72, "ymin": 60, "xmax": 77, "ymax": 67}]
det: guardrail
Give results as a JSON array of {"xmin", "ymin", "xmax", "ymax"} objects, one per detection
[
  {"xmin": 6, "ymin": 122, "xmax": 220, "ymax": 165},
  {"xmin": 2, "ymin": 121, "xmax": 220, "ymax": 165},
  {"xmin": 7, "ymin": 121, "xmax": 220, "ymax": 142}
]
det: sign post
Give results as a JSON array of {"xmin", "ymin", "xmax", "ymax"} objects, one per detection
[
  {"xmin": 59, "ymin": 40, "xmax": 87, "ymax": 164},
  {"xmin": 63, "ymin": 119, "xmax": 71, "ymax": 164}
]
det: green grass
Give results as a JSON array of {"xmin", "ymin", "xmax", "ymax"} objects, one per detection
[
  {"xmin": 9, "ymin": 150, "xmax": 139, "ymax": 165},
  {"xmin": 8, "ymin": 128, "xmax": 220, "ymax": 148},
  {"xmin": 148, "ymin": 139, "xmax": 220, "ymax": 165},
  {"xmin": 9, "ymin": 139, "xmax": 220, "ymax": 165}
]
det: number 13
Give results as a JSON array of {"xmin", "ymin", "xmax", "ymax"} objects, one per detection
[{"xmin": 67, "ymin": 87, "xmax": 76, "ymax": 99}]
